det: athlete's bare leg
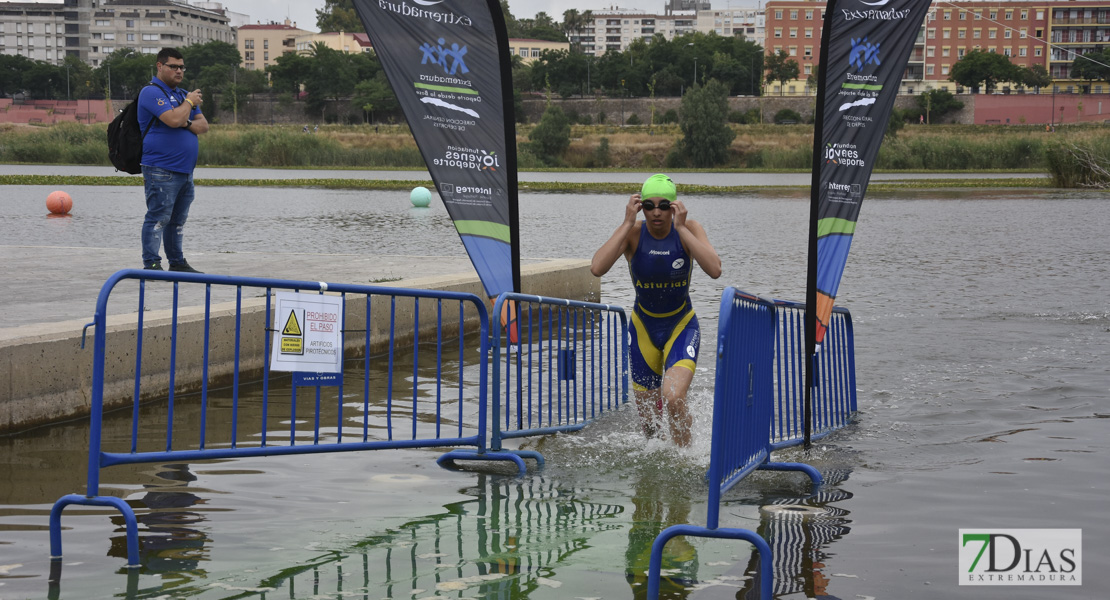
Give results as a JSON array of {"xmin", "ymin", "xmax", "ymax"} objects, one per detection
[
  {"xmin": 634, "ymin": 388, "xmax": 662, "ymax": 437},
  {"xmin": 661, "ymin": 366, "xmax": 694, "ymax": 447}
]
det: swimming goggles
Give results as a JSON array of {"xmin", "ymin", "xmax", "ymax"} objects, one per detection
[{"xmin": 640, "ymin": 200, "xmax": 671, "ymax": 212}]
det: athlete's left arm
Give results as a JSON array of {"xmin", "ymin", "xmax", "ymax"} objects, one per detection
[{"xmin": 673, "ymin": 202, "xmax": 722, "ymax": 279}]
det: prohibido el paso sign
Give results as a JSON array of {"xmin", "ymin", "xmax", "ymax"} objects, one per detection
[{"xmin": 269, "ymin": 292, "xmax": 343, "ymax": 373}]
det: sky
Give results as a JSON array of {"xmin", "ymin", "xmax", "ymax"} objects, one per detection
[{"xmin": 224, "ymin": 0, "xmax": 640, "ymax": 32}]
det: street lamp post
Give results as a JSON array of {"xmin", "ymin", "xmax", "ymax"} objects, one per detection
[
  {"xmin": 686, "ymin": 42, "xmax": 696, "ymax": 88},
  {"xmin": 65, "ymin": 64, "xmax": 71, "ymax": 100}
]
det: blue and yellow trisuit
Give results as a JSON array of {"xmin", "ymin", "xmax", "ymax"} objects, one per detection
[{"xmin": 628, "ymin": 222, "xmax": 700, "ymax": 392}]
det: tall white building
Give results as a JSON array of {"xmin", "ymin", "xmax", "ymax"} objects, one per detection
[
  {"xmin": 569, "ymin": 6, "xmax": 700, "ymax": 56},
  {"xmin": 0, "ymin": 0, "xmax": 93, "ymax": 65},
  {"xmin": 696, "ymin": 7, "xmax": 765, "ymax": 41},
  {"xmin": 0, "ymin": 0, "xmax": 235, "ymax": 66},
  {"xmin": 88, "ymin": 0, "xmax": 234, "ymax": 66}
]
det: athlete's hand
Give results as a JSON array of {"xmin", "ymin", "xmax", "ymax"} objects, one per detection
[
  {"xmin": 672, "ymin": 200, "xmax": 688, "ymax": 230},
  {"xmin": 625, "ymin": 193, "xmax": 642, "ymax": 225}
]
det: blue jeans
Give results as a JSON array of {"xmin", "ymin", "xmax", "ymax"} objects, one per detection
[{"xmin": 141, "ymin": 166, "xmax": 194, "ymax": 266}]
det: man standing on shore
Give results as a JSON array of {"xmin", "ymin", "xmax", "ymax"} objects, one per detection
[{"xmin": 139, "ymin": 47, "xmax": 208, "ymax": 272}]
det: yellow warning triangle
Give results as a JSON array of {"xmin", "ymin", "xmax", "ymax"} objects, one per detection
[{"xmin": 282, "ymin": 310, "xmax": 302, "ymax": 335}]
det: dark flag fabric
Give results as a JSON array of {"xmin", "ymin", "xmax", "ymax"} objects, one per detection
[
  {"xmin": 809, "ymin": 0, "xmax": 933, "ymax": 344},
  {"xmin": 351, "ymin": 0, "xmax": 520, "ymax": 297}
]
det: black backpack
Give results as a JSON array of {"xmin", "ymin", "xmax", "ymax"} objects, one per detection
[{"xmin": 106, "ymin": 84, "xmax": 171, "ymax": 174}]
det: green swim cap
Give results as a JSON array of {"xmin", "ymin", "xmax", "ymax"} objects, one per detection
[{"xmin": 640, "ymin": 173, "xmax": 676, "ymax": 203}]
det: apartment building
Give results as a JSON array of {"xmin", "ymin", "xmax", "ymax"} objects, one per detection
[
  {"xmin": 924, "ymin": 3, "xmax": 1048, "ymax": 91},
  {"xmin": 238, "ymin": 21, "xmax": 310, "ymax": 70},
  {"xmin": 764, "ymin": 0, "xmax": 1110, "ymax": 96},
  {"xmin": 0, "ymin": 0, "xmax": 93, "ymax": 64},
  {"xmin": 570, "ymin": 7, "xmax": 697, "ymax": 56},
  {"xmin": 508, "ymin": 38, "xmax": 571, "ymax": 63},
  {"xmin": 294, "ymin": 31, "xmax": 372, "ymax": 56},
  {"xmin": 697, "ymin": 7, "xmax": 765, "ymax": 41},
  {"xmin": 87, "ymin": 0, "xmax": 234, "ymax": 66},
  {"xmin": 1048, "ymin": 1, "xmax": 1110, "ymax": 91}
]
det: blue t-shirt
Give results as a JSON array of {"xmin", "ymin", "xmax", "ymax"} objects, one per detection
[{"xmin": 138, "ymin": 78, "xmax": 201, "ymax": 173}]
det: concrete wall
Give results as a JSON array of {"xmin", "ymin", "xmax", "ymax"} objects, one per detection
[
  {"xmin": 0, "ymin": 259, "xmax": 598, "ymax": 434},
  {"xmin": 972, "ymin": 93, "xmax": 1110, "ymax": 125},
  {"xmin": 519, "ymin": 94, "xmax": 976, "ymax": 125},
  {"xmin": 98, "ymin": 92, "xmax": 1105, "ymax": 127}
]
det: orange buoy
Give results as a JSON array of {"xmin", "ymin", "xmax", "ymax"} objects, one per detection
[{"xmin": 46, "ymin": 190, "xmax": 73, "ymax": 215}]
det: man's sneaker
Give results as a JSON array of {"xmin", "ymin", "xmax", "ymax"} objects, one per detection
[
  {"xmin": 168, "ymin": 261, "xmax": 202, "ymax": 274},
  {"xmin": 144, "ymin": 262, "xmax": 163, "ymax": 270}
]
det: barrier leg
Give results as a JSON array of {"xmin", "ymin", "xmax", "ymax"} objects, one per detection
[
  {"xmin": 50, "ymin": 494, "xmax": 141, "ymax": 568},
  {"xmin": 760, "ymin": 461, "xmax": 824, "ymax": 487},
  {"xmin": 436, "ymin": 450, "xmax": 536, "ymax": 477},
  {"xmin": 646, "ymin": 524, "xmax": 772, "ymax": 600}
]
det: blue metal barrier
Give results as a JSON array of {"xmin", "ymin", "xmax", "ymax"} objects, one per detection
[
  {"xmin": 49, "ymin": 269, "xmax": 494, "ymax": 567},
  {"xmin": 439, "ymin": 292, "xmax": 630, "ymax": 470},
  {"xmin": 770, "ymin": 299, "xmax": 857, "ymax": 450},
  {"xmin": 648, "ymin": 288, "xmax": 857, "ymax": 599}
]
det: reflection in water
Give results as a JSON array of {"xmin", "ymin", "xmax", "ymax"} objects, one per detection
[
  {"xmin": 122, "ymin": 464, "xmax": 210, "ymax": 577},
  {"xmin": 48, "ymin": 463, "xmax": 211, "ymax": 599},
  {"xmin": 624, "ymin": 470, "xmax": 699, "ymax": 598},
  {"xmin": 85, "ymin": 474, "xmax": 625, "ymax": 598},
  {"xmin": 731, "ymin": 469, "xmax": 855, "ymax": 600}
]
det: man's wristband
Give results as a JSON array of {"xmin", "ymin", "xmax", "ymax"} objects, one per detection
[
  {"xmin": 184, "ymin": 98, "xmax": 195, "ymax": 108},
  {"xmin": 185, "ymin": 119, "xmax": 193, "ymax": 129}
]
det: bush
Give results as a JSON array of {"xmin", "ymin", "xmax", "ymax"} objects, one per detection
[
  {"xmin": 664, "ymin": 142, "xmax": 687, "ymax": 169},
  {"xmin": 527, "ymin": 105, "xmax": 571, "ymax": 165},
  {"xmin": 728, "ymin": 110, "xmax": 747, "ymax": 124},
  {"xmin": 594, "ymin": 137, "xmax": 611, "ymax": 167},
  {"xmin": 679, "ymin": 79, "xmax": 735, "ymax": 167},
  {"xmin": 916, "ymin": 89, "xmax": 964, "ymax": 123},
  {"xmin": 773, "ymin": 108, "xmax": 802, "ymax": 124},
  {"xmin": 885, "ymin": 108, "xmax": 907, "ymax": 140},
  {"xmin": 626, "ymin": 113, "xmax": 642, "ymax": 125},
  {"xmin": 1045, "ymin": 139, "xmax": 1110, "ymax": 188},
  {"xmin": 661, "ymin": 109, "xmax": 678, "ymax": 124}
]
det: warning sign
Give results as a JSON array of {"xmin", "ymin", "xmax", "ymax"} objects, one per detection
[
  {"xmin": 269, "ymin": 292, "xmax": 343, "ymax": 373},
  {"xmin": 280, "ymin": 310, "xmax": 304, "ymax": 354}
]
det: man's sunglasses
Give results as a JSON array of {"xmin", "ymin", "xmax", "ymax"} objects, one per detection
[
  {"xmin": 640, "ymin": 200, "xmax": 671, "ymax": 211},
  {"xmin": 164, "ymin": 64, "xmax": 187, "ymax": 71}
]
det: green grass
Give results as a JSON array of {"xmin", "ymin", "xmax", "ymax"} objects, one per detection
[{"xmin": 2, "ymin": 122, "xmax": 1108, "ymax": 187}]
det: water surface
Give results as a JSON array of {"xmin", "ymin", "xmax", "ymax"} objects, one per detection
[{"xmin": 0, "ymin": 185, "xmax": 1107, "ymax": 599}]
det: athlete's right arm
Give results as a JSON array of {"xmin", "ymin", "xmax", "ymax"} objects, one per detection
[{"xmin": 590, "ymin": 193, "xmax": 642, "ymax": 277}]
